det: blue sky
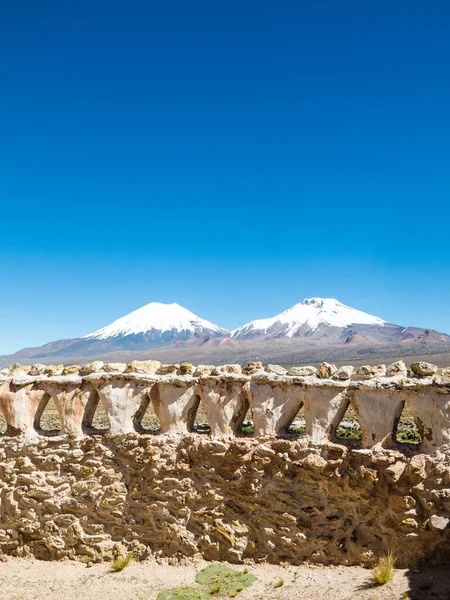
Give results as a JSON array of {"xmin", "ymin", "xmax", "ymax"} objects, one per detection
[{"xmin": 1, "ymin": 0, "xmax": 449, "ymax": 354}]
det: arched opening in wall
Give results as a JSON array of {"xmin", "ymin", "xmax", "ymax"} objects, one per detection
[
  {"xmin": 334, "ymin": 401, "xmax": 362, "ymax": 444},
  {"xmin": 134, "ymin": 391, "xmax": 162, "ymax": 434},
  {"xmin": 193, "ymin": 397, "xmax": 211, "ymax": 435},
  {"xmin": 82, "ymin": 390, "xmax": 109, "ymax": 434},
  {"xmin": 286, "ymin": 404, "xmax": 306, "ymax": 435},
  {"xmin": 34, "ymin": 395, "xmax": 61, "ymax": 436},
  {"xmin": 395, "ymin": 403, "xmax": 422, "ymax": 445},
  {"xmin": 241, "ymin": 407, "xmax": 254, "ymax": 436}
]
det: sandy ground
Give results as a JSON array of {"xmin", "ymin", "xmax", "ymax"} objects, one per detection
[{"xmin": 0, "ymin": 558, "xmax": 449, "ymax": 600}]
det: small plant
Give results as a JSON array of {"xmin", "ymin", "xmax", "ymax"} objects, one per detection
[
  {"xmin": 209, "ymin": 584, "xmax": 221, "ymax": 595},
  {"xmin": 195, "ymin": 565, "xmax": 256, "ymax": 596},
  {"xmin": 241, "ymin": 423, "xmax": 255, "ymax": 435},
  {"xmin": 274, "ymin": 578, "xmax": 284, "ymax": 588},
  {"xmin": 158, "ymin": 565, "xmax": 257, "ymax": 600},
  {"xmin": 371, "ymin": 552, "xmax": 395, "ymax": 585},
  {"xmin": 111, "ymin": 552, "xmax": 133, "ymax": 572}
]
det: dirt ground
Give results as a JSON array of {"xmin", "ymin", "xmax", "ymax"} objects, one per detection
[{"xmin": 0, "ymin": 558, "xmax": 449, "ymax": 600}]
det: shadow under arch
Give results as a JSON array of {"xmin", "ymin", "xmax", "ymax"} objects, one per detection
[
  {"xmin": 33, "ymin": 392, "xmax": 61, "ymax": 436},
  {"xmin": 82, "ymin": 388, "xmax": 109, "ymax": 434}
]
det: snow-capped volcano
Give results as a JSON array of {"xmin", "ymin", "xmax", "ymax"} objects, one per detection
[
  {"xmin": 26, "ymin": 302, "xmax": 229, "ymax": 357},
  {"xmin": 231, "ymin": 298, "xmax": 387, "ymax": 339},
  {"xmin": 3, "ymin": 296, "xmax": 450, "ymax": 367},
  {"xmin": 85, "ymin": 302, "xmax": 227, "ymax": 340}
]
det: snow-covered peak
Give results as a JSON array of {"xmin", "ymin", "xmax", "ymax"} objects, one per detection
[
  {"xmin": 85, "ymin": 302, "xmax": 227, "ymax": 340},
  {"xmin": 231, "ymin": 298, "xmax": 386, "ymax": 339}
]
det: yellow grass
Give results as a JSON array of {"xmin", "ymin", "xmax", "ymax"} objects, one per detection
[
  {"xmin": 111, "ymin": 553, "xmax": 133, "ymax": 572},
  {"xmin": 371, "ymin": 553, "xmax": 395, "ymax": 585}
]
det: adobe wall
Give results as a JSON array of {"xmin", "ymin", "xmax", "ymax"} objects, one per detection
[{"xmin": 0, "ymin": 360, "xmax": 449, "ymax": 566}]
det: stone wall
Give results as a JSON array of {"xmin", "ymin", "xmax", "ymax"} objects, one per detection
[{"xmin": 0, "ymin": 360, "xmax": 450, "ymax": 566}]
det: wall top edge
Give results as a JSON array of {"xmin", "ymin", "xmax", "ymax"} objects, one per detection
[{"xmin": 1, "ymin": 370, "xmax": 450, "ymax": 390}]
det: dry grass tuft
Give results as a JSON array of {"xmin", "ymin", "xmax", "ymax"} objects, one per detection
[
  {"xmin": 111, "ymin": 552, "xmax": 133, "ymax": 572},
  {"xmin": 371, "ymin": 552, "xmax": 395, "ymax": 585}
]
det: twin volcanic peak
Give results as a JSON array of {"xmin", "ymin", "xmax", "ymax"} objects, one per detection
[
  {"xmin": 3, "ymin": 298, "xmax": 449, "ymax": 364},
  {"xmin": 60, "ymin": 298, "xmax": 393, "ymax": 356},
  {"xmin": 82, "ymin": 297, "xmax": 387, "ymax": 346}
]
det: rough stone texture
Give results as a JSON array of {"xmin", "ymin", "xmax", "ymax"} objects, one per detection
[
  {"xmin": 436, "ymin": 368, "xmax": 450, "ymax": 386},
  {"xmin": 79, "ymin": 362, "xmax": 104, "ymax": 376},
  {"xmin": 242, "ymin": 362, "xmax": 264, "ymax": 375},
  {"xmin": 124, "ymin": 360, "xmax": 160, "ymax": 375},
  {"xmin": 178, "ymin": 362, "xmax": 194, "ymax": 376},
  {"xmin": 28, "ymin": 364, "xmax": 47, "ymax": 376},
  {"xmin": 8, "ymin": 364, "xmax": 31, "ymax": 377},
  {"xmin": 44, "ymin": 364, "xmax": 64, "ymax": 377},
  {"xmin": 1, "ymin": 367, "xmax": 450, "ymax": 451},
  {"xmin": 336, "ymin": 366, "xmax": 354, "ymax": 380},
  {"xmin": 194, "ymin": 364, "xmax": 215, "ymax": 377},
  {"xmin": 407, "ymin": 388, "xmax": 450, "ymax": 453},
  {"xmin": 249, "ymin": 378, "xmax": 303, "ymax": 436},
  {"xmin": 387, "ymin": 360, "xmax": 408, "ymax": 378},
  {"xmin": 88, "ymin": 376, "xmax": 154, "ymax": 436},
  {"xmin": 411, "ymin": 361, "xmax": 439, "ymax": 377},
  {"xmin": 429, "ymin": 515, "xmax": 450, "ymax": 530},
  {"xmin": 355, "ymin": 364, "xmax": 387, "ymax": 379},
  {"xmin": 41, "ymin": 380, "xmax": 94, "ymax": 437},
  {"xmin": 150, "ymin": 379, "xmax": 198, "ymax": 435},
  {"xmin": 303, "ymin": 385, "xmax": 349, "ymax": 444},
  {"xmin": 212, "ymin": 364, "xmax": 242, "ymax": 376},
  {"xmin": 198, "ymin": 378, "xmax": 249, "ymax": 437},
  {"xmin": 350, "ymin": 388, "xmax": 404, "ymax": 448},
  {"xmin": 0, "ymin": 380, "xmax": 47, "ymax": 438},
  {"xmin": 157, "ymin": 364, "xmax": 179, "ymax": 375},
  {"xmin": 288, "ymin": 366, "xmax": 317, "ymax": 377},
  {"xmin": 265, "ymin": 364, "xmax": 287, "ymax": 376},
  {"xmin": 0, "ymin": 365, "xmax": 450, "ymax": 566},
  {"xmin": 317, "ymin": 362, "xmax": 337, "ymax": 379},
  {"xmin": 102, "ymin": 363, "xmax": 127, "ymax": 373},
  {"xmin": 62, "ymin": 365, "xmax": 80, "ymax": 376},
  {"xmin": 0, "ymin": 436, "xmax": 449, "ymax": 567}
]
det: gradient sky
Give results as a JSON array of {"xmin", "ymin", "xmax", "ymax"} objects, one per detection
[{"xmin": 1, "ymin": 0, "xmax": 449, "ymax": 354}]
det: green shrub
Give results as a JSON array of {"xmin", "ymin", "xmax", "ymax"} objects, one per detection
[
  {"xmin": 195, "ymin": 565, "xmax": 256, "ymax": 596},
  {"xmin": 241, "ymin": 423, "xmax": 255, "ymax": 434},
  {"xmin": 158, "ymin": 564, "xmax": 257, "ymax": 599}
]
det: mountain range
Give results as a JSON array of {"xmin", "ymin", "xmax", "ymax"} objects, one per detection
[{"xmin": 1, "ymin": 298, "xmax": 450, "ymax": 368}]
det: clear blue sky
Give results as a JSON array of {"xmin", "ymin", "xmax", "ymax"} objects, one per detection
[{"xmin": 1, "ymin": 0, "xmax": 449, "ymax": 354}]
